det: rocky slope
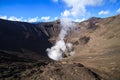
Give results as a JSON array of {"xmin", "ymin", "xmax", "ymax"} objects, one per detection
[
  {"xmin": 64, "ymin": 14, "xmax": 120, "ymax": 80},
  {"xmin": 0, "ymin": 14, "xmax": 120, "ymax": 80}
]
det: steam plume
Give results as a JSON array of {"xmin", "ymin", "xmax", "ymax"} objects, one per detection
[
  {"xmin": 46, "ymin": 18, "xmax": 75, "ymax": 61},
  {"xmin": 46, "ymin": 0, "xmax": 103, "ymax": 61}
]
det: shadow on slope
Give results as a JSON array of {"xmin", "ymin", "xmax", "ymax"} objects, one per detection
[{"xmin": 0, "ymin": 19, "xmax": 53, "ymax": 56}]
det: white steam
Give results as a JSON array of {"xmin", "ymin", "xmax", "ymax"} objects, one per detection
[
  {"xmin": 46, "ymin": 0, "xmax": 103, "ymax": 61},
  {"xmin": 46, "ymin": 40, "xmax": 66, "ymax": 61},
  {"xmin": 46, "ymin": 18, "xmax": 75, "ymax": 61},
  {"xmin": 66, "ymin": 43, "xmax": 75, "ymax": 56}
]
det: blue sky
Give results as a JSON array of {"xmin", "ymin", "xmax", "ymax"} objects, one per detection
[{"xmin": 0, "ymin": 0, "xmax": 120, "ymax": 22}]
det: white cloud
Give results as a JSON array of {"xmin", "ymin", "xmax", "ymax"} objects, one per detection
[
  {"xmin": 74, "ymin": 18, "xmax": 86, "ymax": 22},
  {"xmin": 0, "ymin": 15, "xmax": 41, "ymax": 22},
  {"xmin": 61, "ymin": 10, "xmax": 71, "ymax": 17},
  {"xmin": 28, "ymin": 17, "xmax": 39, "ymax": 22},
  {"xmin": 7, "ymin": 16, "xmax": 40, "ymax": 22},
  {"xmin": 98, "ymin": 10, "xmax": 109, "ymax": 15},
  {"xmin": 8, "ymin": 16, "xmax": 23, "ymax": 21},
  {"xmin": 41, "ymin": 16, "xmax": 50, "ymax": 21},
  {"xmin": 117, "ymin": 8, "xmax": 120, "ymax": 13},
  {"xmin": 52, "ymin": 0, "xmax": 58, "ymax": 2},
  {"xmin": 54, "ymin": 17, "xmax": 58, "ymax": 20},
  {"xmin": 61, "ymin": 0, "xmax": 103, "ymax": 17},
  {"xmin": 0, "ymin": 15, "xmax": 7, "ymax": 19},
  {"xmin": 0, "ymin": 15, "xmax": 24, "ymax": 21}
]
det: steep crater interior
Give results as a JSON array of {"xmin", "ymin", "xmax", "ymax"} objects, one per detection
[{"xmin": 0, "ymin": 14, "xmax": 120, "ymax": 80}]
